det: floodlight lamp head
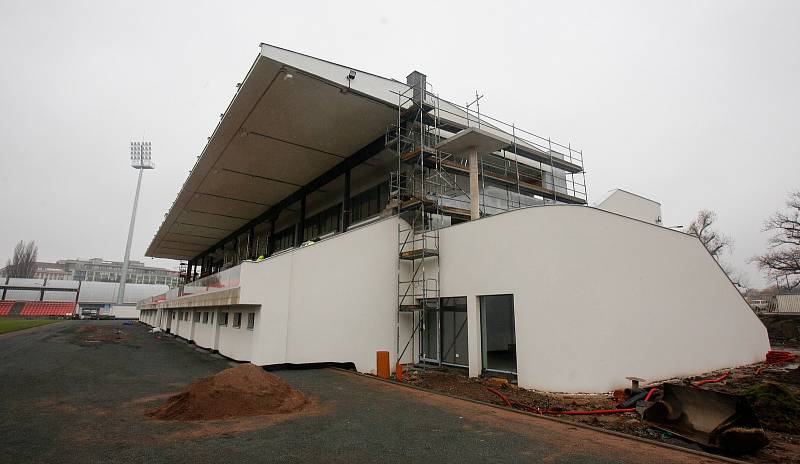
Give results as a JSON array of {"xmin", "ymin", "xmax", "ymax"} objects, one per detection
[
  {"xmin": 130, "ymin": 141, "xmax": 155, "ymax": 169},
  {"xmin": 347, "ymin": 70, "xmax": 357, "ymax": 80}
]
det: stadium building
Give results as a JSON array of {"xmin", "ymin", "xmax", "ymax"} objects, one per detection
[{"xmin": 138, "ymin": 44, "xmax": 769, "ymax": 393}]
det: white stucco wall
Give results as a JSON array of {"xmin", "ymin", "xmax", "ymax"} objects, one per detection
[
  {"xmin": 174, "ymin": 311, "xmax": 193, "ymax": 340},
  {"xmin": 439, "ymin": 205, "xmax": 769, "ymax": 392},
  {"xmin": 595, "ymin": 189, "xmax": 662, "ymax": 225},
  {"xmin": 240, "ymin": 218, "xmax": 400, "ymax": 373},
  {"xmin": 192, "ymin": 310, "xmax": 218, "ymax": 349},
  {"xmin": 217, "ymin": 310, "xmax": 254, "ymax": 361}
]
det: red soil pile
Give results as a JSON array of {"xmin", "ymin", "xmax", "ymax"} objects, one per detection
[{"xmin": 147, "ymin": 364, "xmax": 307, "ymax": 421}]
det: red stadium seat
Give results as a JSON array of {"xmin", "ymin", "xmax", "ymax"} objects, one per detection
[
  {"xmin": 0, "ymin": 301, "xmax": 13, "ymax": 316},
  {"xmin": 19, "ymin": 301, "xmax": 76, "ymax": 317}
]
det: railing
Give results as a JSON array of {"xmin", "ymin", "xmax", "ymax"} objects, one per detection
[
  {"xmin": 427, "ymin": 91, "xmax": 585, "ymax": 169},
  {"xmin": 138, "ymin": 265, "xmax": 241, "ymax": 307}
]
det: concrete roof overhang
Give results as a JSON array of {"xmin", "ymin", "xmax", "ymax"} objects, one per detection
[
  {"xmin": 435, "ymin": 127, "xmax": 512, "ymax": 155},
  {"xmin": 146, "ymin": 44, "xmax": 408, "ymax": 260}
]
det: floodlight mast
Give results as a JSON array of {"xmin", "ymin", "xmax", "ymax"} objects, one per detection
[{"xmin": 117, "ymin": 142, "xmax": 154, "ymax": 305}]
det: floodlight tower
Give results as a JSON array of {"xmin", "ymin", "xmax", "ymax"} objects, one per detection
[{"xmin": 117, "ymin": 142, "xmax": 154, "ymax": 304}]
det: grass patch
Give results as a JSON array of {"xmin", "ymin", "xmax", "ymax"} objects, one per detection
[
  {"xmin": 0, "ymin": 319, "xmax": 58, "ymax": 335},
  {"xmin": 744, "ymin": 381, "xmax": 800, "ymax": 433}
]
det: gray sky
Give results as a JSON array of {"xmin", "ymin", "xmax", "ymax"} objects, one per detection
[{"xmin": 1, "ymin": 0, "xmax": 798, "ymax": 287}]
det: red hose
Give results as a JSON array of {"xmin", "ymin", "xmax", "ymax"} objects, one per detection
[
  {"xmin": 644, "ymin": 387, "xmax": 658, "ymax": 401},
  {"xmin": 765, "ymin": 350, "xmax": 796, "ymax": 364},
  {"xmin": 693, "ymin": 371, "xmax": 730, "ymax": 386},
  {"xmin": 756, "ymin": 350, "xmax": 797, "ymax": 375},
  {"xmin": 486, "ymin": 387, "xmax": 513, "ymax": 408}
]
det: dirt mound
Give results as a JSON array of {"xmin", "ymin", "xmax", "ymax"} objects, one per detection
[{"xmin": 147, "ymin": 364, "xmax": 307, "ymax": 421}]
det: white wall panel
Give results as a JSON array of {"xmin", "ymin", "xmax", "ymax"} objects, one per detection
[{"xmin": 439, "ymin": 205, "xmax": 769, "ymax": 392}]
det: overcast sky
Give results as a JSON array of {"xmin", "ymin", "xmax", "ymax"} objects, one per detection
[{"xmin": 1, "ymin": 0, "xmax": 798, "ymax": 287}]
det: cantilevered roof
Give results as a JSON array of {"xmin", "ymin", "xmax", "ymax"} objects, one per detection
[
  {"xmin": 146, "ymin": 44, "xmax": 586, "ymax": 260},
  {"xmin": 146, "ymin": 44, "xmax": 407, "ymax": 260}
]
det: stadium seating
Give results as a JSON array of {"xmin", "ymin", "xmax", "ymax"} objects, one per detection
[
  {"xmin": 0, "ymin": 301, "xmax": 13, "ymax": 316},
  {"xmin": 19, "ymin": 301, "xmax": 76, "ymax": 317}
]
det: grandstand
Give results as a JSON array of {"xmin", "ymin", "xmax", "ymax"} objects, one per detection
[
  {"xmin": 0, "ymin": 277, "xmax": 168, "ymax": 319},
  {"xmin": 19, "ymin": 301, "xmax": 76, "ymax": 317}
]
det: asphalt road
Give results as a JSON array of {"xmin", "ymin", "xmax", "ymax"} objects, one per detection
[{"xmin": 0, "ymin": 321, "xmax": 731, "ymax": 464}]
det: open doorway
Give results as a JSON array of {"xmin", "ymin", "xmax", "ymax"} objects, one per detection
[{"xmin": 480, "ymin": 294, "xmax": 516, "ymax": 375}]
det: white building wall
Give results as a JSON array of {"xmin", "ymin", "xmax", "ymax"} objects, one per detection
[
  {"xmin": 439, "ymin": 205, "xmax": 769, "ymax": 392},
  {"xmin": 217, "ymin": 309, "xmax": 255, "ymax": 361},
  {"xmin": 240, "ymin": 218, "xmax": 399, "ymax": 373},
  {"xmin": 595, "ymin": 189, "xmax": 662, "ymax": 225},
  {"xmin": 111, "ymin": 305, "xmax": 139, "ymax": 319},
  {"xmin": 192, "ymin": 310, "xmax": 218, "ymax": 349},
  {"xmin": 175, "ymin": 311, "xmax": 192, "ymax": 340}
]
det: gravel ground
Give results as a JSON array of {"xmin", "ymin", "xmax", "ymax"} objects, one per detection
[{"xmin": 0, "ymin": 320, "xmax": 734, "ymax": 464}]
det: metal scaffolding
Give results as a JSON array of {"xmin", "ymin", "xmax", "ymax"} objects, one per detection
[{"xmin": 389, "ymin": 77, "xmax": 587, "ymax": 369}]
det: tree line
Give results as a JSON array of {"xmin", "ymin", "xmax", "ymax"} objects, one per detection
[{"xmin": 688, "ymin": 191, "xmax": 799, "ymax": 292}]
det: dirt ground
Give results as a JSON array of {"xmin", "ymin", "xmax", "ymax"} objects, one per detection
[
  {"xmin": 399, "ymin": 353, "xmax": 800, "ymax": 464},
  {"xmin": 2, "ymin": 320, "xmax": 730, "ymax": 464}
]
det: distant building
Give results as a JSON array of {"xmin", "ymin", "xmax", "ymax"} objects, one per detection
[
  {"xmin": 774, "ymin": 294, "xmax": 800, "ymax": 314},
  {"xmin": 0, "ymin": 258, "xmax": 181, "ymax": 287},
  {"xmin": 594, "ymin": 189, "xmax": 663, "ymax": 225}
]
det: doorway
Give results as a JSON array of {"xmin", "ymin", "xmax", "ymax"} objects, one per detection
[{"xmin": 480, "ymin": 294, "xmax": 516, "ymax": 375}]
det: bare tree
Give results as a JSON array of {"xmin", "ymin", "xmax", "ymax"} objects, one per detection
[
  {"xmin": 686, "ymin": 209, "xmax": 746, "ymax": 290},
  {"xmin": 3, "ymin": 240, "xmax": 38, "ymax": 278},
  {"xmin": 755, "ymin": 191, "xmax": 800, "ymax": 290},
  {"xmin": 687, "ymin": 209, "xmax": 733, "ymax": 260}
]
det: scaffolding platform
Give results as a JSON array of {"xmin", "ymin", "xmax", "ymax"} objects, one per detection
[
  {"xmin": 399, "ymin": 249, "xmax": 439, "ymax": 260},
  {"xmin": 399, "ymin": 300, "xmax": 440, "ymax": 312}
]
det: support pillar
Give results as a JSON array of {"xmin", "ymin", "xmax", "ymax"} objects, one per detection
[
  {"xmin": 247, "ymin": 227, "xmax": 255, "ymax": 260},
  {"xmin": 342, "ymin": 167, "xmax": 351, "ymax": 232},
  {"xmin": 267, "ymin": 219, "xmax": 275, "ymax": 257},
  {"xmin": 467, "ymin": 295, "xmax": 482, "ymax": 378},
  {"xmin": 469, "ymin": 145, "xmax": 480, "ymax": 220},
  {"xmin": 295, "ymin": 196, "xmax": 306, "ymax": 246}
]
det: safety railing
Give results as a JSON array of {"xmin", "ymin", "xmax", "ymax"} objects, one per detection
[{"xmin": 138, "ymin": 265, "xmax": 241, "ymax": 307}]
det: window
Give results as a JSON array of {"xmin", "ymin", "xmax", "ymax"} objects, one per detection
[
  {"xmin": 202, "ymin": 312, "xmax": 209, "ymax": 323},
  {"xmin": 247, "ymin": 313, "xmax": 255, "ymax": 330},
  {"xmin": 210, "ymin": 312, "xmax": 214, "ymax": 324},
  {"xmin": 172, "ymin": 312, "xmax": 176, "ymax": 319},
  {"xmin": 233, "ymin": 312, "xmax": 242, "ymax": 328},
  {"xmin": 351, "ymin": 183, "xmax": 389, "ymax": 223},
  {"xmin": 273, "ymin": 226, "xmax": 295, "ymax": 253},
  {"xmin": 193, "ymin": 312, "xmax": 201, "ymax": 322},
  {"xmin": 220, "ymin": 312, "xmax": 229, "ymax": 326},
  {"xmin": 303, "ymin": 204, "xmax": 341, "ymax": 242}
]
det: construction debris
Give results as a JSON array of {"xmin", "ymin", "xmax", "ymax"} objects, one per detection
[
  {"xmin": 147, "ymin": 363, "xmax": 307, "ymax": 421},
  {"xmin": 642, "ymin": 383, "xmax": 768, "ymax": 454},
  {"xmin": 399, "ymin": 353, "xmax": 800, "ymax": 463}
]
